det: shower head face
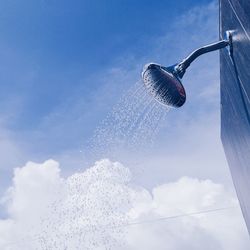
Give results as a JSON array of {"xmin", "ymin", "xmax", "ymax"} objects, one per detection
[{"xmin": 142, "ymin": 63, "xmax": 186, "ymax": 108}]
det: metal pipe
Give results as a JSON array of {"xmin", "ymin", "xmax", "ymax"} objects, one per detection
[{"xmin": 175, "ymin": 40, "xmax": 229, "ymax": 79}]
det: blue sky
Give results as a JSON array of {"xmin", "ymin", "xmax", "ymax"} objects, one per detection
[
  {"xmin": 0, "ymin": 0, "xmax": 220, "ymax": 183},
  {"xmin": 0, "ymin": 0, "xmax": 211, "ymax": 133},
  {"xmin": 0, "ymin": 0, "xmax": 231, "ymax": 197},
  {"xmin": 0, "ymin": 1, "xmax": 250, "ymax": 249}
]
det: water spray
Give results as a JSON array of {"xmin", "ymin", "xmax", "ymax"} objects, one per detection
[{"xmin": 142, "ymin": 31, "xmax": 233, "ymax": 108}]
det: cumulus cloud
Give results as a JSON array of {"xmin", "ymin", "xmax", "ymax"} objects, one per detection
[
  {"xmin": 125, "ymin": 177, "xmax": 249, "ymax": 250},
  {"xmin": 0, "ymin": 159, "xmax": 249, "ymax": 250}
]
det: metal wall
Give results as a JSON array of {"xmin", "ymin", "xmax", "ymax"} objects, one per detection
[{"xmin": 220, "ymin": 0, "xmax": 250, "ymax": 233}]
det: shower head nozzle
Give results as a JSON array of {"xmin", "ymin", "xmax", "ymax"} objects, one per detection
[{"xmin": 142, "ymin": 63, "xmax": 186, "ymax": 108}]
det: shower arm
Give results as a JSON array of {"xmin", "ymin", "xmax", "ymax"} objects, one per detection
[{"xmin": 174, "ymin": 39, "xmax": 229, "ymax": 79}]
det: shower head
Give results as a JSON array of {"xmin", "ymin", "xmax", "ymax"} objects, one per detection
[
  {"xmin": 142, "ymin": 32, "xmax": 232, "ymax": 108},
  {"xmin": 142, "ymin": 63, "xmax": 186, "ymax": 108}
]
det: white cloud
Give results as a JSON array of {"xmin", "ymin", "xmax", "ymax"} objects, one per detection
[
  {"xmin": 126, "ymin": 177, "xmax": 249, "ymax": 250},
  {"xmin": 0, "ymin": 159, "xmax": 132, "ymax": 250},
  {"xmin": 0, "ymin": 159, "xmax": 249, "ymax": 250},
  {"xmin": 0, "ymin": 126, "xmax": 28, "ymax": 216}
]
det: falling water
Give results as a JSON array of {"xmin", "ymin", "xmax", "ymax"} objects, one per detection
[
  {"xmin": 88, "ymin": 80, "xmax": 170, "ymax": 163},
  {"xmin": 3, "ymin": 80, "xmax": 172, "ymax": 250},
  {"xmin": 42, "ymin": 83, "xmax": 171, "ymax": 249}
]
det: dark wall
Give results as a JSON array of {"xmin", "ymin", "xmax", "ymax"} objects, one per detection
[{"xmin": 220, "ymin": 0, "xmax": 250, "ymax": 233}]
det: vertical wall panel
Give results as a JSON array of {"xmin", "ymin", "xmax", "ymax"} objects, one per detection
[{"xmin": 220, "ymin": 0, "xmax": 250, "ymax": 233}]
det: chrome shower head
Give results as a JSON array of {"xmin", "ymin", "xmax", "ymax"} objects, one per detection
[
  {"xmin": 142, "ymin": 63, "xmax": 186, "ymax": 108},
  {"xmin": 141, "ymin": 32, "xmax": 232, "ymax": 108}
]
